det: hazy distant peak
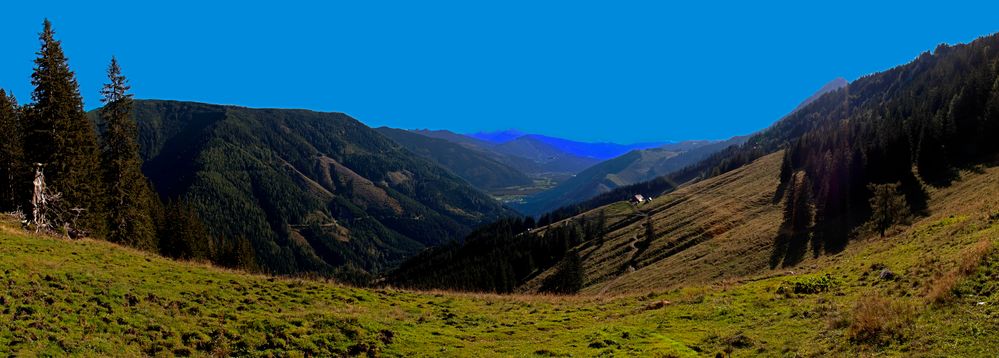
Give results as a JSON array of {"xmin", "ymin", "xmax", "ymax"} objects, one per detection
[
  {"xmin": 793, "ymin": 77, "xmax": 849, "ymax": 113},
  {"xmin": 823, "ymin": 77, "xmax": 849, "ymax": 90}
]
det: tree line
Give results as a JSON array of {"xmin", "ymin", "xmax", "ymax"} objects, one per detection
[
  {"xmin": 771, "ymin": 39, "xmax": 999, "ymax": 266},
  {"xmin": 0, "ymin": 20, "xmax": 254, "ymax": 270},
  {"xmin": 388, "ymin": 213, "xmax": 605, "ymax": 293}
]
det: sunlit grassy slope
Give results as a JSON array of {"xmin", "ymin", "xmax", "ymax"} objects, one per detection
[
  {"xmin": 2, "ymin": 151, "xmax": 998, "ymax": 356},
  {"xmin": 525, "ymin": 151, "xmax": 998, "ymax": 297}
]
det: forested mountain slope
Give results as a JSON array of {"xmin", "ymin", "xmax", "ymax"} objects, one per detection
[
  {"xmin": 486, "ymin": 135, "xmax": 602, "ymax": 173},
  {"xmin": 497, "ymin": 133, "xmax": 666, "ymax": 160},
  {"xmin": 374, "ymin": 127, "xmax": 533, "ymax": 190},
  {"xmin": 128, "ymin": 100, "xmax": 515, "ymax": 280},
  {"xmin": 411, "ymin": 129, "xmax": 601, "ymax": 176}
]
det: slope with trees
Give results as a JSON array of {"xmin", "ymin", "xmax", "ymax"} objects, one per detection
[
  {"xmin": 388, "ymin": 214, "xmax": 604, "ymax": 293},
  {"xmin": 128, "ymin": 100, "xmax": 517, "ymax": 280},
  {"xmin": 771, "ymin": 38, "xmax": 999, "ymax": 266},
  {"xmin": 411, "ymin": 129, "xmax": 601, "ymax": 177},
  {"xmin": 374, "ymin": 127, "xmax": 533, "ymax": 190},
  {"xmin": 0, "ymin": 21, "xmax": 220, "ymax": 264},
  {"xmin": 5, "ymin": 20, "xmax": 510, "ymax": 281}
]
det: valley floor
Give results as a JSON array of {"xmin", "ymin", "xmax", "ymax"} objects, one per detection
[{"xmin": 2, "ymin": 158, "xmax": 999, "ymax": 356}]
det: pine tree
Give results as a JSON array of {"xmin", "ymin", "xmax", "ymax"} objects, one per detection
[
  {"xmin": 644, "ymin": 216, "xmax": 655, "ymax": 243},
  {"xmin": 24, "ymin": 19, "xmax": 106, "ymax": 235},
  {"xmin": 214, "ymin": 235, "xmax": 258, "ymax": 270},
  {"xmin": 867, "ymin": 182, "xmax": 910, "ymax": 237},
  {"xmin": 771, "ymin": 171, "xmax": 814, "ymax": 267},
  {"xmin": 160, "ymin": 200, "xmax": 211, "ymax": 260},
  {"xmin": 99, "ymin": 57, "xmax": 159, "ymax": 249},
  {"xmin": 0, "ymin": 89, "xmax": 25, "ymax": 211},
  {"xmin": 595, "ymin": 210, "xmax": 606, "ymax": 245},
  {"xmin": 915, "ymin": 114, "xmax": 952, "ymax": 186},
  {"xmin": 540, "ymin": 251, "xmax": 583, "ymax": 294},
  {"xmin": 983, "ymin": 73, "xmax": 999, "ymax": 154}
]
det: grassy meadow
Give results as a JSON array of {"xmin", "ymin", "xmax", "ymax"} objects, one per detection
[{"xmin": 1, "ymin": 155, "xmax": 998, "ymax": 356}]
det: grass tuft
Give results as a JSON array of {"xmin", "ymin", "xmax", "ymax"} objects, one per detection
[
  {"xmin": 926, "ymin": 239, "xmax": 993, "ymax": 305},
  {"xmin": 847, "ymin": 293, "xmax": 916, "ymax": 345}
]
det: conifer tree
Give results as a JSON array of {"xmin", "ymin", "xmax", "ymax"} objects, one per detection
[
  {"xmin": 771, "ymin": 171, "xmax": 814, "ymax": 267},
  {"xmin": 983, "ymin": 73, "xmax": 999, "ymax": 153},
  {"xmin": 540, "ymin": 251, "xmax": 583, "ymax": 294},
  {"xmin": 160, "ymin": 200, "xmax": 211, "ymax": 260},
  {"xmin": 99, "ymin": 57, "xmax": 158, "ymax": 249},
  {"xmin": 915, "ymin": 113, "xmax": 953, "ymax": 185},
  {"xmin": 24, "ymin": 19, "xmax": 106, "ymax": 235},
  {"xmin": 0, "ymin": 89, "xmax": 25, "ymax": 211},
  {"xmin": 867, "ymin": 182, "xmax": 909, "ymax": 237},
  {"xmin": 595, "ymin": 210, "xmax": 606, "ymax": 244},
  {"xmin": 644, "ymin": 216, "xmax": 655, "ymax": 243}
]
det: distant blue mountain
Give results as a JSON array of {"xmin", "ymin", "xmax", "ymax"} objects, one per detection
[{"xmin": 466, "ymin": 130, "xmax": 668, "ymax": 160}]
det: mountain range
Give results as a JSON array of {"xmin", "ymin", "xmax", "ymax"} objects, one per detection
[
  {"xmin": 116, "ymin": 73, "xmax": 850, "ymax": 283},
  {"xmin": 414, "ymin": 129, "xmax": 601, "ymax": 176},
  {"xmin": 373, "ymin": 127, "xmax": 534, "ymax": 190},
  {"xmin": 126, "ymin": 100, "xmax": 515, "ymax": 279}
]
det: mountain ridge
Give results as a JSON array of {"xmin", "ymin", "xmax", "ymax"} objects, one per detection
[
  {"xmin": 410, "ymin": 128, "xmax": 601, "ymax": 179},
  {"xmin": 374, "ymin": 127, "xmax": 534, "ymax": 190},
  {"xmin": 128, "ymin": 99, "xmax": 516, "ymax": 279}
]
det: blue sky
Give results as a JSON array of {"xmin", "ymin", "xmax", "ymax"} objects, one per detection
[{"xmin": 2, "ymin": 1, "xmax": 998, "ymax": 143}]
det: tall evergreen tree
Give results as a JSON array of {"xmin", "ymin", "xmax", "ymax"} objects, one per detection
[
  {"xmin": 540, "ymin": 251, "xmax": 583, "ymax": 294},
  {"xmin": 0, "ymin": 89, "xmax": 25, "ymax": 211},
  {"xmin": 24, "ymin": 19, "xmax": 106, "ymax": 235},
  {"xmin": 159, "ymin": 200, "xmax": 211, "ymax": 260},
  {"xmin": 771, "ymin": 171, "xmax": 815, "ymax": 267},
  {"xmin": 644, "ymin": 216, "xmax": 656, "ymax": 243},
  {"xmin": 99, "ymin": 57, "xmax": 158, "ymax": 249},
  {"xmin": 867, "ymin": 182, "xmax": 910, "ymax": 237}
]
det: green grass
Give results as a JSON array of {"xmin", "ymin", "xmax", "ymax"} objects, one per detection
[
  {"xmin": 2, "ymin": 215, "xmax": 998, "ymax": 356},
  {"xmin": 2, "ymin": 221, "xmax": 740, "ymax": 357},
  {"xmin": 3, "ymin": 161, "xmax": 999, "ymax": 356}
]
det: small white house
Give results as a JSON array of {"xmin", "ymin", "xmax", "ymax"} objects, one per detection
[{"xmin": 631, "ymin": 194, "xmax": 645, "ymax": 204}]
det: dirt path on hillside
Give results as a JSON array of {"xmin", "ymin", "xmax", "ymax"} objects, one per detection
[
  {"xmin": 597, "ymin": 205, "xmax": 649, "ymax": 296},
  {"xmin": 597, "ymin": 234, "xmax": 641, "ymax": 296}
]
